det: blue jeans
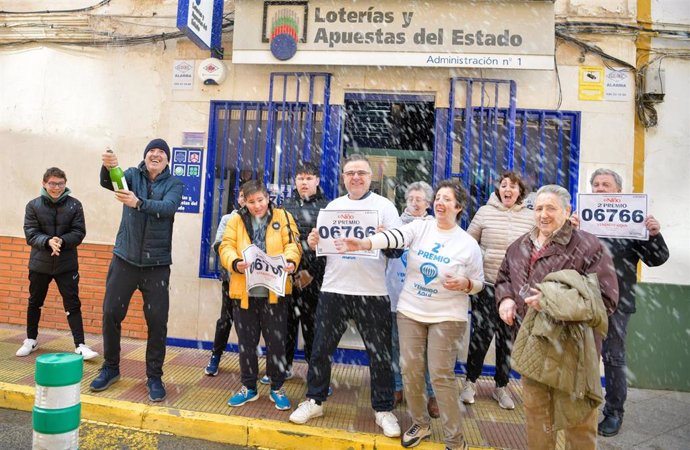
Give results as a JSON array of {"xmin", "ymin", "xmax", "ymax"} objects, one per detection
[
  {"xmin": 392, "ymin": 312, "xmax": 434, "ymax": 397},
  {"xmin": 602, "ymin": 308, "xmax": 631, "ymax": 418}
]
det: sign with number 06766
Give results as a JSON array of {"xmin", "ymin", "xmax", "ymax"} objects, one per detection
[
  {"xmin": 577, "ymin": 194, "xmax": 648, "ymax": 240},
  {"xmin": 316, "ymin": 209, "xmax": 379, "ymax": 259}
]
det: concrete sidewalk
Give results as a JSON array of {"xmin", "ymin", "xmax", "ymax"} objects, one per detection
[{"xmin": 1, "ymin": 324, "xmax": 687, "ymax": 449}]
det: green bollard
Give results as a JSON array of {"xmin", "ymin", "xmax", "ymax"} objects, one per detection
[{"xmin": 32, "ymin": 353, "xmax": 83, "ymax": 450}]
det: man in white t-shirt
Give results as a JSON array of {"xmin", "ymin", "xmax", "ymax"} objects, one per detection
[{"xmin": 289, "ymin": 154, "xmax": 402, "ymax": 438}]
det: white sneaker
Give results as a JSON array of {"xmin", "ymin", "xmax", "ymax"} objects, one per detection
[
  {"xmin": 460, "ymin": 380, "xmax": 476, "ymax": 404},
  {"xmin": 493, "ymin": 386, "xmax": 515, "ymax": 410},
  {"xmin": 289, "ymin": 399, "xmax": 323, "ymax": 424},
  {"xmin": 75, "ymin": 344, "xmax": 99, "ymax": 361},
  {"xmin": 375, "ymin": 411, "xmax": 401, "ymax": 437},
  {"xmin": 16, "ymin": 339, "xmax": 38, "ymax": 357}
]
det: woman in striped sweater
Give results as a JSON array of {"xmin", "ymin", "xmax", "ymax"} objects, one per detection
[{"xmin": 461, "ymin": 171, "xmax": 534, "ymax": 410}]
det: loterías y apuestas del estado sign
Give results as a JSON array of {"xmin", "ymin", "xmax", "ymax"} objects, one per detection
[{"xmin": 232, "ymin": 0, "xmax": 555, "ymax": 70}]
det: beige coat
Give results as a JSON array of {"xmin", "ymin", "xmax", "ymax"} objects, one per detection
[{"xmin": 467, "ymin": 193, "xmax": 534, "ymax": 283}]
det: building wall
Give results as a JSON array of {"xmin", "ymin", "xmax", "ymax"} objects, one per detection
[
  {"xmin": 641, "ymin": 0, "xmax": 690, "ymax": 285},
  {"xmin": 1, "ymin": 1, "xmax": 687, "ymax": 370},
  {"xmin": 624, "ymin": 0, "xmax": 690, "ymax": 391},
  {"xmin": 0, "ymin": 236, "xmax": 148, "ymax": 340}
]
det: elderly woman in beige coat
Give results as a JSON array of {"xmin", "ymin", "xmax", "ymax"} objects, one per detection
[{"xmin": 461, "ymin": 171, "xmax": 534, "ymax": 409}]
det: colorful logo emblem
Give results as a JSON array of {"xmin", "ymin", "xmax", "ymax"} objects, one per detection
[
  {"xmin": 401, "ymin": 250, "xmax": 408, "ymax": 268},
  {"xmin": 420, "ymin": 263, "xmax": 438, "ymax": 285},
  {"xmin": 269, "ymin": 8, "xmax": 299, "ymax": 60}
]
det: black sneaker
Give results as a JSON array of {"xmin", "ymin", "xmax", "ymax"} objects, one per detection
[
  {"xmin": 598, "ymin": 415, "xmax": 622, "ymax": 437},
  {"xmin": 147, "ymin": 377, "xmax": 167, "ymax": 402},
  {"xmin": 401, "ymin": 423, "xmax": 431, "ymax": 448},
  {"xmin": 89, "ymin": 366, "xmax": 120, "ymax": 392}
]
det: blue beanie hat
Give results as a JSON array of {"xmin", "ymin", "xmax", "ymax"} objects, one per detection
[{"xmin": 143, "ymin": 138, "xmax": 171, "ymax": 161}]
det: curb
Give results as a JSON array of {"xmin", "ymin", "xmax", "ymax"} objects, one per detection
[{"xmin": 0, "ymin": 382, "xmax": 447, "ymax": 449}]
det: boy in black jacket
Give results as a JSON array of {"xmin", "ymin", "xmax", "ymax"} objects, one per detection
[{"xmin": 19, "ymin": 167, "xmax": 98, "ymax": 360}]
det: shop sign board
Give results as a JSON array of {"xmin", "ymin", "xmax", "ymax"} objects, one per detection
[
  {"xmin": 172, "ymin": 147, "xmax": 204, "ymax": 213},
  {"xmin": 232, "ymin": 0, "xmax": 555, "ymax": 70},
  {"xmin": 177, "ymin": 0, "xmax": 224, "ymax": 51}
]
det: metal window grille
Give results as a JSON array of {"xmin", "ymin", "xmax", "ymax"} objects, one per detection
[
  {"xmin": 436, "ymin": 77, "xmax": 580, "ymax": 226},
  {"xmin": 198, "ymin": 73, "xmax": 337, "ymax": 278}
]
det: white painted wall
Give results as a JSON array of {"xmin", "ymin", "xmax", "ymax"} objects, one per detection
[{"xmin": 637, "ymin": 2, "xmax": 690, "ymax": 285}]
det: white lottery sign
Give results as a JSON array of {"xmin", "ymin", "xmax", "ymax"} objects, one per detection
[
  {"xmin": 242, "ymin": 244, "xmax": 288, "ymax": 296},
  {"xmin": 316, "ymin": 209, "xmax": 380, "ymax": 259},
  {"xmin": 577, "ymin": 194, "xmax": 648, "ymax": 240}
]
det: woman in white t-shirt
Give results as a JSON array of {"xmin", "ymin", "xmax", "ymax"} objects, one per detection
[
  {"xmin": 385, "ymin": 181, "xmax": 439, "ymax": 417},
  {"xmin": 335, "ymin": 180, "xmax": 484, "ymax": 450}
]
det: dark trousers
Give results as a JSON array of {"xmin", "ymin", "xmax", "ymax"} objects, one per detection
[
  {"xmin": 211, "ymin": 280, "xmax": 234, "ymax": 356},
  {"xmin": 232, "ymin": 297, "xmax": 288, "ymax": 391},
  {"xmin": 27, "ymin": 270, "xmax": 85, "ymax": 346},
  {"xmin": 307, "ymin": 292, "xmax": 394, "ymax": 411},
  {"xmin": 102, "ymin": 256, "xmax": 170, "ymax": 379},
  {"xmin": 285, "ymin": 283, "xmax": 319, "ymax": 369},
  {"xmin": 602, "ymin": 308, "xmax": 631, "ymax": 418},
  {"xmin": 465, "ymin": 285, "xmax": 513, "ymax": 387}
]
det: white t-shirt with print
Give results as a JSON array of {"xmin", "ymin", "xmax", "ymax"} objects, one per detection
[
  {"xmin": 320, "ymin": 192, "xmax": 401, "ymax": 296},
  {"xmin": 372, "ymin": 220, "xmax": 484, "ymax": 323}
]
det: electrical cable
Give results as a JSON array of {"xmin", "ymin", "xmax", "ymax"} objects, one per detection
[
  {"xmin": 553, "ymin": 53, "xmax": 563, "ymax": 110},
  {"xmin": 557, "ymin": 21, "xmax": 690, "ymax": 39},
  {"xmin": 555, "ymin": 31, "xmax": 636, "ymax": 70},
  {"xmin": 0, "ymin": 0, "xmax": 111, "ymax": 15}
]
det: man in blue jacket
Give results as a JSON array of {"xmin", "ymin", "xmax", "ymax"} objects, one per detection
[
  {"xmin": 90, "ymin": 139, "xmax": 184, "ymax": 402},
  {"xmin": 19, "ymin": 167, "xmax": 98, "ymax": 360}
]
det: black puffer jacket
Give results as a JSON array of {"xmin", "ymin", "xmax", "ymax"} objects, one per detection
[
  {"xmin": 282, "ymin": 187, "xmax": 329, "ymax": 286},
  {"xmin": 601, "ymin": 235, "xmax": 669, "ymax": 313},
  {"xmin": 100, "ymin": 162, "xmax": 184, "ymax": 267},
  {"xmin": 24, "ymin": 188, "xmax": 86, "ymax": 275}
]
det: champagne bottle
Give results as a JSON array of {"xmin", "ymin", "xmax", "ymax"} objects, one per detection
[{"xmin": 106, "ymin": 149, "xmax": 128, "ymax": 191}]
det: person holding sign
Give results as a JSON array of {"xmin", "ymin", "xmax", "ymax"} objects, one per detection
[
  {"xmin": 218, "ymin": 180, "xmax": 300, "ymax": 411},
  {"xmin": 332, "ymin": 180, "xmax": 483, "ymax": 450},
  {"xmin": 573, "ymin": 168, "xmax": 669, "ymax": 437},
  {"xmin": 462, "ymin": 172, "xmax": 534, "ymax": 410},
  {"xmin": 289, "ymin": 154, "xmax": 403, "ymax": 438},
  {"xmin": 495, "ymin": 185, "xmax": 618, "ymax": 450}
]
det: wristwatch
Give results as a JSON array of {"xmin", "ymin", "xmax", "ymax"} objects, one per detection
[{"xmin": 135, "ymin": 199, "xmax": 143, "ymax": 210}]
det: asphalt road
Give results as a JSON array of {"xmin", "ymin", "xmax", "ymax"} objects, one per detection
[{"xmin": 0, "ymin": 408, "xmax": 259, "ymax": 450}]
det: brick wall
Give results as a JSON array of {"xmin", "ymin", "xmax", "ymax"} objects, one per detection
[{"xmin": 0, "ymin": 236, "xmax": 147, "ymax": 340}]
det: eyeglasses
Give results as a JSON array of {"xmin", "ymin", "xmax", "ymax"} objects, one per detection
[
  {"xmin": 343, "ymin": 170, "xmax": 371, "ymax": 178},
  {"xmin": 46, "ymin": 182, "xmax": 66, "ymax": 188}
]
